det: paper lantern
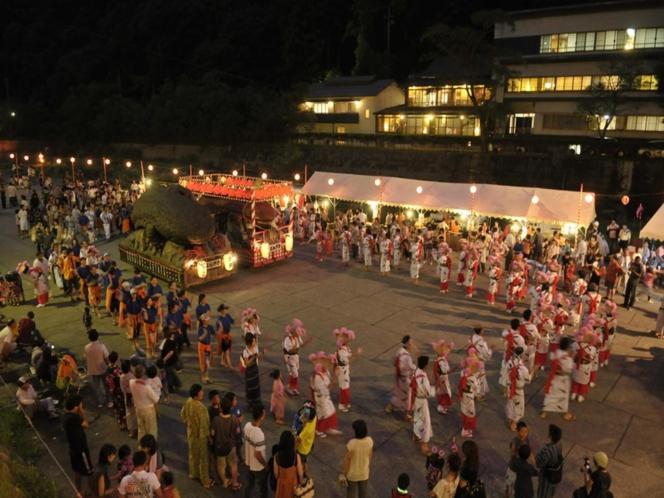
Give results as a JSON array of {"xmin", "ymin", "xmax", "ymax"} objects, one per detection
[
  {"xmin": 196, "ymin": 260, "xmax": 208, "ymax": 279},
  {"xmin": 584, "ymin": 193, "xmax": 594, "ymax": 203},
  {"xmin": 223, "ymin": 253, "xmax": 236, "ymax": 271},
  {"xmin": 374, "ymin": 179, "xmax": 381, "ymax": 186},
  {"xmin": 260, "ymin": 242, "xmax": 270, "ymax": 259},
  {"xmin": 416, "ymin": 186, "xmax": 423, "ymax": 194},
  {"xmin": 285, "ymin": 233, "xmax": 294, "ymax": 252},
  {"xmin": 469, "ymin": 185, "xmax": 477, "ymax": 194},
  {"xmin": 620, "ymin": 195, "xmax": 630, "ymax": 206},
  {"xmin": 531, "ymin": 194, "xmax": 539, "ymax": 204},
  {"xmin": 328, "ymin": 178, "xmax": 335, "ymax": 185}
]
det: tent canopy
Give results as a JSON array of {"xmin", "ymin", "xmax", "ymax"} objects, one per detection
[
  {"xmin": 301, "ymin": 171, "xmax": 596, "ymax": 226},
  {"xmin": 641, "ymin": 203, "xmax": 664, "ymax": 240}
]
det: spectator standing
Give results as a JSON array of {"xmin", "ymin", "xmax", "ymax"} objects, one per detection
[
  {"xmin": 84, "ymin": 329, "xmax": 109, "ymax": 408},
  {"xmin": 243, "ymin": 403, "xmax": 268, "ymax": 498},
  {"xmin": 342, "ymin": 419, "xmax": 374, "ymax": 498},
  {"xmin": 618, "ymin": 225, "xmax": 631, "ymax": 251},
  {"xmin": 273, "ymin": 430, "xmax": 304, "ymax": 498},
  {"xmin": 129, "ymin": 364, "xmax": 159, "ymax": 440},
  {"xmin": 118, "ymin": 451, "xmax": 163, "ymax": 498},
  {"xmin": 535, "ymin": 424, "xmax": 563, "ymax": 498},
  {"xmin": 211, "ymin": 396, "xmax": 241, "ymax": 490},
  {"xmin": 180, "ymin": 383, "xmax": 213, "ymax": 488},
  {"xmin": 575, "ymin": 451, "xmax": 611, "ymax": 498},
  {"xmin": 160, "ymin": 329, "xmax": 181, "ymax": 394},
  {"xmin": 513, "ymin": 445, "xmax": 538, "ymax": 498},
  {"xmin": 93, "ymin": 444, "xmax": 118, "ymax": 498},
  {"xmin": 429, "ymin": 452, "xmax": 461, "ymax": 498},
  {"xmin": 623, "ymin": 255, "xmax": 644, "ymax": 309},
  {"xmin": 63, "ymin": 394, "xmax": 94, "ymax": 495}
]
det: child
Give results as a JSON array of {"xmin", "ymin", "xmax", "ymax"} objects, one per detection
[
  {"xmin": 82, "ymin": 306, "xmax": 93, "ymax": 332},
  {"xmin": 146, "ymin": 364, "xmax": 162, "ymax": 415},
  {"xmin": 223, "ymin": 392, "xmax": 244, "ymax": 464},
  {"xmin": 117, "ymin": 444, "xmax": 133, "ymax": 479},
  {"xmin": 426, "ymin": 447, "xmax": 446, "ymax": 491},
  {"xmin": 513, "ymin": 445, "xmax": 538, "ymax": 498},
  {"xmin": 161, "ymin": 471, "xmax": 181, "ymax": 498},
  {"xmin": 391, "ymin": 473, "xmax": 413, "ymax": 497},
  {"xmin": 270, "ymin": 369, "xmax": 285, "ymax": 424},
  {"xmin": 215, "ymin": 304, "xmax": 234, "ymax": 368}
]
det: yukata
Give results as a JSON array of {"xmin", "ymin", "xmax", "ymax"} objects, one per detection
[
  {"xmin": 379, "ymin": 239, "xmax": 392, "ymax": 273},
  {"xmin": 464, "ymin": 260, "xmax": 479, "ymax": 297},
  {"xmin": 409, "ymin": 368, "xmax": 434, "ymax": 443},
  {"xmin": 486, "ymin": 266, "xmax": 500, "ymax": 304},
  {"xmin": 336, "ymin": 344, "xmax": 352, "ymax": 409},
  {"xmin": 505, "ymin": 272, "xmax": 522, "ymax": 312},
  {"xmin": 410, "ymin": 239, "xmax": 423, "ymax": 279},
  {"xmin": 459, "ymin": 373, "xmax": 478, "ymax": 433},
  {"xmin": 180, "ymin": 397, "xmax": 211, "ymax": 483},
  {"xmin": 438, "ymin": 254, "xmax": 451, "ymax": 293},
  {"xmin": 390, "ymin": 346, "xmax": 415, "ymax": 412},
  {"xmin": 456, "ymin": 251, "xmax": 466, "ymax": 285},
  {"xmin": 571, "ymin": 343, "xmax": 596, "ymax": 400},
  {"xmin": 519, "ymin": 320, "xmax": 538, "ymax": 374},
  {"xmin": 542, "ymin": 349, "xmax": 574, "ymax": 414},
  {"xmin": 499, "ymin": 329, "xmax": 526, "ymax": 389},
  {"xmin": 433, "ymin": 356, "xmax": 452, "ymax": 413},
  {"xmin": 310, "ymin": 369, "xmax": 337, "ymax": 432},
  {"xmin": 506, "ymin": 357, "xmax": 531, "ymax": 423},
  {"xmin": 283, "ymin": 335, "xmax": 304, "ymax": 393},
  {"xmin": 362, "ymin": 234, "xmax": 373, "ymax": 267},
  {"xmin": 341, "ymin": 230, "xmax": 351, "ymax": 264},
  {"xmin": 392, "ymin": 234, "xmax": 402, "ymax": 267},
  {"xmin": 468, "ymin": 334, "xmax": 492, "ymax": 397},
  {"xmin": 534, "ymin": 328, "xmax": 551, "ymax": 370}
]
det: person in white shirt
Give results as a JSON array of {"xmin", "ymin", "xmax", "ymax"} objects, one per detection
[
  {"xmin": 100, "ymin": 207, "xmax": 113, "ymax": 240},
  {"xmin": 243, "ymin": 404, "xmax": 268, "ymax": 497},
  {"xmin": 0, "ymin": 319, "xmax": 18, "ymax": 362},
  {"xmin": 16, "ymin": 376, "xmax": 58, "ymax": 419},
  {"xmin": 84, "ymin": 330, "xmax": 109, "ymax": 408},
  {"xmin": 118, "ymin": 450, "xmax": 163, "ymax": 498},
  {"xmin": 130, "ymin": 364, "xmax": 160, "ymax": 440}
]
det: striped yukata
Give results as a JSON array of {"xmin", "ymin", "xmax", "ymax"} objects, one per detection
[{"xmin": 535, "ymin": 442, "xmax": 562, "ymax": 498}]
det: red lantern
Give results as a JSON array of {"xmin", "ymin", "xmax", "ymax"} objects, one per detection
[{"xmin": 620, "ymin": 195, "xmax": 630, "ymax": 206}]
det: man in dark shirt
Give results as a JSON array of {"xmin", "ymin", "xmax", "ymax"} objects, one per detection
[
  {"xmin": 577, "ymin": 451, "xmax": 612, "ymax": 498},
  {"xmin": 623, "ymin": 255, "xmax": 643, "ymax": 309},
  {"xmin": 160, "ymin": 329, "xmax": 181, "ymax": 393},
  {"xmin": 63, "ymin": 394, "xmax": 93, "ymax": 494}
]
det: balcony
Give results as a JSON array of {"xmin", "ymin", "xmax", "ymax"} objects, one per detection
[{"xmin": 314, "ymin": 113, "xmax": 359, "ymax": 124}]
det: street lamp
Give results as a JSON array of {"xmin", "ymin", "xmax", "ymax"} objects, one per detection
[
  {"xmin": 261, "ymin": 172, "xmax": 268, "ymax": 180},
  {"xmin": 147, "ymin": 164, "xmax": 154, "ymax": 171},
  {"xmin": 294, "ymin": 173, "xmax": 301, "ymax": 181},
  {"xmin": 86, "ymin": 159, "xmax": 93, "ymax": 165},
  {"xmin": 125, "ymin": 161, "xmax": 132, "ymax": 168},
  {"xmin": 172, "ymin": 168, "xmax": 179, "ymax": 175},
  {"xmin": 232, "ymin": 169, "xmax": 238, "ymax": 176}
]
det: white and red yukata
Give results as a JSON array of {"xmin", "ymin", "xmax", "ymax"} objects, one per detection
[
  {"xmin": 486, "ymin": 266, "xmax": 501, "ymax": 304},
  {"xmin": 283, "ymin": 334, "xmax": 304, "ymax": 394},
  {"xmin": 335, "ymin": 344, "xmax": 352, "ymax": 410},
  {"xmin": 310, "ymin": 368, "xmax": 338, "ymax": 433},
  {"xmin": 499, "ymin": 328, "xmax": 526, "ymax": 389},
  {"xmin": 379, "ymin": 238, "xmax": 392, "ymax": 274},
  {"xmin": 542, "ymin": 348, "xmax": 574, "ymax": 414},
  {"xmin": 409, "ymin": 367, "xmax": 434, "ymax": 443},
  {"xmin": 583, "ymin": 291, "xmax": 602, "ymax": 318},
  {"xmin": 519, "ymin": 319, "xmax": 538, "ymax": 374},
  {"xmin": 459, "ymin": 371, "xmax": 478, "ymax": 437},
  {"xmin": 571, "ymin": 342, "xmax": 596, "ymax": 402},
  {"xmin": 389, "ymin": 345, "xmax": 415, "ymax": 413},
  {"xmin": 599, "ymin": 315, "xmax": 617, "ymax": 367},
  {"xmin": 468, "ymin": 334, "xmax": 492, "ymax": 397},
  {"xmin": 315, "ymin": 229, "xmax": 326, "ymax": 262},
  {"xmin": 464, "ymin": 258, "xmax": 479, "ymax": 297},
  {"xmin": 551, "ymin": 307, "xmax": 568, "ymax": 352},
  {"xmin": 505, "ymin": 271, "xmax": 523, "ymax": 313},
  {"xmin": 433, "ymin": 355, "xmax": 452, "ymax": 414},
  {"xmin": 392, "ymin": 233, "xmax": 402, "ymax": 268},
  {"xmin": 340, "ymin": 230, "xmax": 351, "ymax": 265},
  {"xmin": 589, "ymin": 332, "xmax": 600, "ymax": 387},
  {"xmin": 534, "ymin": 323, "xmax": 551, "ymax": 370},
  {"xmin": 456, "ymin": 250, "xmax": 467, "ymax": 285},
  {"xmin": 548, "ymin": 260, "xmax": 561, "ymax": 299},
  {"xmin": 572, "ymin": 279, "xmax": 588, "ymax": 315},
  {"xmin": 410, "ymin": 237, "xmax": 424, "ymax": 280},
  {"xmin": 506, "ymin": 356, "xmax": 531, "ymax": 425},
  {"xmin": 438, "ymin": 253, "xmax": 452, "ymax": 293},
  {"xmin": 362, "ymin": 233, "xmax": 373, "ymax": 267}
]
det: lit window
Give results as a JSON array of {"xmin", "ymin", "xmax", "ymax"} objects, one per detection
[
  {"xmin": 313, "ymin": 102, "xmax": 328, "ymax": 114},
  {"xmin": 625, "ymin": 28, "xmax": 635, "ymax": 49},
  {"xmin": 364, "ymin": 108, "xmax": 370, "ymax": 119},
  {"xmin": 336, "ymin": 126, "xmax": 346, "ymax": 134}
]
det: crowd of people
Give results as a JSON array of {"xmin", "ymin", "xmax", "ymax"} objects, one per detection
[{"xmin": 3, "ymin": 171, "xmax": 660, "ymax": 498}]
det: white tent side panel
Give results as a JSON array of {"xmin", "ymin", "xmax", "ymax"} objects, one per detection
[
  {"xmin": 301, "ymin": 171, "xmax": 596, "ymax": 226},
  {"xmin": 641, "ymin": 203, "xmax": 664, "ymax": 239}
]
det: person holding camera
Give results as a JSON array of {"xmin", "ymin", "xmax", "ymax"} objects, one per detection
[{"xmin": 574, "ymin": 452, "xmax": 612, "ymax": 498}]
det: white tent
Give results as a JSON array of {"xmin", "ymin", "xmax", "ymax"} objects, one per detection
[
  {"xmin": 641, "ymin": 203, "xmax": 664, "ymax": 239},
  {"xmin": 301, "ymin": 171, "xmax": 596, "ymax": 226}
]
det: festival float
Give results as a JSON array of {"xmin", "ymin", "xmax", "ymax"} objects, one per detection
[
  {"xmin": 119, "ymin": 183, "xmax": 238, "ymax": 287},
  {"xmin": 179, "ymin": 173, "xmax": 295, "ymax": 268}
]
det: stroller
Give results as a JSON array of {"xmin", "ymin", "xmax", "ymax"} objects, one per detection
[{"xmin": 0, "ymin": 272, "xmax": 24, "ymax": 306}]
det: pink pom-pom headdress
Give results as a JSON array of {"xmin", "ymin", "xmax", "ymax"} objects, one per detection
[
  {"xmin": 308, "ymin": 351, "xmax": 335, "ymax": 366},
  {"xmin": 285, "ymin": 318, "xmax": 307, "ymax": 337},
  {"xmin": 431, "ymin": 339, "xmax": 454, "ymax": 355},
  {"xmin": 333, "ymin": 327, "xmax": 356, "ymax": 341},
  {"xmin": 241, "ymin": 307, "xmax": 259, "ymax": 322}
]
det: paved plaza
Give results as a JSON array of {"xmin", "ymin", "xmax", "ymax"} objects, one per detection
[{"xmin": 1, "ymin": 209, "xmax": 663, "ymax": 497}]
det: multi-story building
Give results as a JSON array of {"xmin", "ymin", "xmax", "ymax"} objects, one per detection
[
  {"xmin": 495, "ymin": 0, "xmax": 664, "ymax": 141},
  {"xmin": 299, "ymin": 76, "xmax": 403, "ymax": 135},
  {"xmin": 375, "ymin": 59, "xmax": 490, "ymax": 138}
]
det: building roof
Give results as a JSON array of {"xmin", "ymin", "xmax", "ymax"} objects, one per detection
[
  {"xmin": 507, "ymin": 0, "xmax": 659, "ymax": 19},
  {"xmin": 305, "ymin": 76, "xmax": 395, "ymax": 100}
]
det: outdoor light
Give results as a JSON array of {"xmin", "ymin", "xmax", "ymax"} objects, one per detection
[
  {"xmin": 531, "ymin": 194, "xmax": 539, "ymax": 204},
  {"xmin": 322, "ymin": 199, "xmax": 329, "ymax": 208},
  {"xmin": 223, "ymin": 253, "xmax": 236, "ymax": 271},
  {"xmin": 469, "ymin": 185, "xmax": 477, "ymax": 194},
  {"xmin": 416, "ymin": 186, "xmax": 423, "ymax": 194},
  {"xmin": 511, "ymin": 222, "xmax": 520, "ymax": 233},
  {"xmin": 172, "ymin": 168, "xmax": 179, "ymax": 175},
  {"xmin": 198, "ymin": 169, "xmax": 204, "ymax": 176},
  {"xmin": 196, "ymin": 260, "xmax": 208, "ymax": 279},
  {"xmin": 23, "ymin": 155, "xmax": 29, "ymax": 161},
  {"xmin": 9, "ymin": 153, "xmax": 15, "ymax": 159},
  {"xmin": 621, "ymin": 195, "xmax": 630, "ymax": 205},
  {"xmin": 261, "ymin": 172, "xmax": 268, "ymax": 180},
  {"xmin": 294, "ymin": 173, "xmax": 301, "ymax": 181},
  {"xmin": 327, "ymin": 178, "xmax": 334, "ymax": 186},
  {"xmin": 282, "ymin": 195, "xmax": 290, "ymax": 205},
  {"xmin": 145, "ymin": 178, "xmax": 153, "ymax": 187},
  {"xmin": 104, "ymin": 158, "xmax": 111, "ymax": 165},
  {"xmin": 220, "ymin": 176, "xmax": 227, "ymax": 184},
  {"xmin": 70, "ymin": 157, "xmax": 76, "ymax": 163},
  {"xmin": 56, "ymin": 158, "xmax": 62, "ymax": 164},
  {"xmin": 584, "ymin": 193, "xmax": 594, "ymax": 203},
  {"xmin": 10, "ymin": 111, "xmax": 15, "ymax": 117},
  {"xmin": 406, "ymin": 210, "xmax": 414, "ymax": 219},
  {"xmin": 232, "ymin": 169, "xmax": 239, "ymax": 176},
  {"xmin": 260, "ymin": 242, "xmax": 270, "ymax": 259},
  {"xmin": 86, "ymin": 159, "xmax": 93, "ymax": 165},
  {"xmin": 38, "ymin": 153, "xmax": 44, "ymax": 163},
  {"xmin": 147, "ymin": 164, "xmax": 154, "ymax": 171},
  {"xmin": 125, "ymin": 161, "xmax": 132, "ymax": 168},
  {"xmin": 460, "ymin": 115, "xmax": 465, "ymax": 120},
  {"xmin": 285, "ymin": 233, "xmax": 294, "ymax": 252},
  {"xmin": 374, "ymin": 179, "xmax": 381, "ymax": 186}
]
